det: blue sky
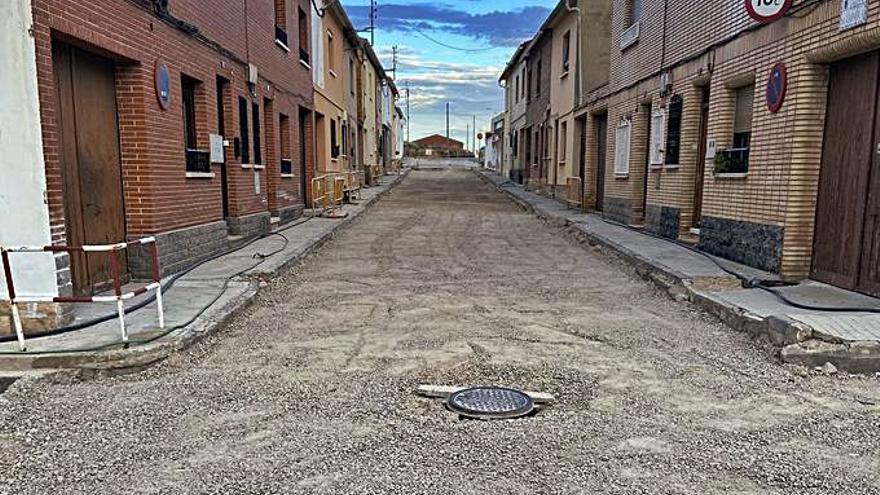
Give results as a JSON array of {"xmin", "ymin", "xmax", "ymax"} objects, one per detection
[{"xmin": 341, "ymin": 1, "xmax": 552, "ymax": 146}]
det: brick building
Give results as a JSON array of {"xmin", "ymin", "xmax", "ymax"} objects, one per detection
[
  {"xmin": 502, "ymin": 0, "xmax": 880, "ymax": 297},
  {"xmin": 1, "ymin": 0, "xmax": 321, "ymax": 333},
  {"xmin": 412, "ymin": 135, "xmax": 465, "ymax": 152}
]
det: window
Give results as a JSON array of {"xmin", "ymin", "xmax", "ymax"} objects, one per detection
[
  {"xmin": 252, "ymin": 102, "xmax": 262, "ymax": 164},
  {"xmin": 733, "ymin": 85, "xmax": 754, "ymax": 150},
  {"xmin": 628, "ymin": 0, "xmax": 642, "ymax": 26},
  {"xmin": 182, "ymin": 75, "xmax": 209, "ymax": 173},
  {"xmin": 327, "ymin": 30, "xmax": 336, "ymax": 75},
  {"xmin": 521, "ymin": 68, "xmax": 527, "ymax": 99},
  {"xmin": 238, "ymin": 96, "xmax": 250, "ymax": 164},
  {"xmin": 512, "ymin": 132, "xmax": 518, "ymax": 157},
  {"xmin": 665, "ymin": 95, "xmax": 683, "ymax": 165},
  {"xmin": 279, "ymin": 113, "xmax": 292, "ymax": 175},
  {"xmin": 330, "ymin": 118, "xmax": 339, "ymax": 158},
  {"xmin": 182, "ymin": 75, "xmax": 198, "ymax": 151},
  {"xmin": 562, "ymin": 31, "xmax": 571, "ymax": 72},
  {"xmin": 535, "ymin": 60, "xmax": 542, "ymax": 97},
  {"xmin": 614, "ymin": 120, "xmax": 631, "ymax": 175},
  {"xmin": 349, "ymin": 57, "xmax": 355, "ymax": 95},
  {"xmin": 621, "ymin": 0, "xmax": 642, "ymax": 49},
  {"xmin": 274, "ymin": 0, "xmax": 288, "ymax": 48},
  {"xmin": 715, "ymin": 84, "xmax": 754, "ymax": 174},
  {"xmin": 341, "ymin": 121, "xmax": 348, "ymax": 157},
  {"xmin": 649, "ymin": 109, "xmax": 665, "ymax": 166},
  {"xmin": 515, "ymin": 75, "xmax": 520, "ymax": 102},
  {"xmin": 298, "ymin": 8, "xmax": 310, "ymax": 65},
  {"xmin": 559, "ymin": 121, "xmax": 567, "ymax": 162}
]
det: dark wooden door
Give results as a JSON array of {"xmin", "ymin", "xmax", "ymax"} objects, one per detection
[
  {"xmin": 693, "ymin": 87, "xmax": 710, "ymax": 228},
  {"xmin": 595, "ymin": 113, "xmax": 607, "ymax": 211},
  {"xmin": 216, "ymin": 76, "xmax": 231, "ymax": 219},
  {"xmin": 639, "ymin": 107, "xmax": 651, "ymax": 222},
  {"xmin": 858, "ymin": 64, "xmax": 880, "ymax": 295},
  {"xmin": 299, "ymin": 109, "xmax": 309, "ymax": 204},
  {"xmin": 812, "ymin": 51, "xmax": 878, "ymax": 291},
  {"xmin": 577, "ymin": 117, "xmax": 587, "ymax": 206},
  {"xmin": 53, "ymin": 42, "xmax": 127, "ymax": 294}
]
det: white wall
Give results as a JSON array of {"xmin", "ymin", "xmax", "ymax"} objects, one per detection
[{"xmin": 0, "ymin": 0, "xmax": 58, "ymax": 299}]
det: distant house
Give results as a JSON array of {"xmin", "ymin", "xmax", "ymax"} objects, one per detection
[{"xmin": 410, "ymin": 135, "xmax": 465, "ymax": 156}]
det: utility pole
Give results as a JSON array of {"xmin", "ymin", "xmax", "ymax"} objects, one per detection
[
  {"xmin": 405, "ymin": 82, "xmax": 410, "ymax": 143},
  {"xmin": 369, "ymin": 0, "xmax": 377, "ymax": 46},
  {"xmin": 466, "ymin": 122, "xmax": 470, "ymax": 151},
  {"xmin": 473, "ymin": 114, "xmax": 477, "ymax": 156},
  {"xmin": 446, "ymin": 102, "xmax": 450, "ymax": 140},
  {"xmin": 391, "ymin": 45, "xmax": 398, "ymax": 80}
]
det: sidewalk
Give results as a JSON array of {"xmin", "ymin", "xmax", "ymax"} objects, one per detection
[
  {"xmin": 0, "ymin": 171, "xmax": 409, "ymax": 373},
  {"xmin": 477, "ymin": 169, "xmax": 880, "ymax": 373}
]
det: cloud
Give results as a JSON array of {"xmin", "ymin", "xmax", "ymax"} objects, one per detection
[{"xmin": 345, "ymin": 3, "xmax": 549, "ymax": 47}]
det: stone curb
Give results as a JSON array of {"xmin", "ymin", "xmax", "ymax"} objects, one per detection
[
  {"xmin": 0, "ymin": 170, "xmax": 410, "ymax": 377},
  {"xmin": 475, "ymin": 169, "xmax": 880, "ymax": 373}
]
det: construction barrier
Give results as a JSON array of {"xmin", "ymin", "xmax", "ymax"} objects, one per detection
[
  {"xmin": 0, "ymin": 237, "xmax": 164, "ymax": 351},
  {"xmin": 344, "ymin": 171, "xmax": 362, "ymax": 201},
  {"xmin": 566, "ymin": 177, "xmax": 583, "ymax": 209}
]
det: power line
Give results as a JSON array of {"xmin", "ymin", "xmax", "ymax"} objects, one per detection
[{"xmin": 414, "ymin": 29, "xmax": 496, "ymax": 52}]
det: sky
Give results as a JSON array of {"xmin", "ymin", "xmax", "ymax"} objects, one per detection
[{"xmin": 340, "ymin": 0, "xmax": 552, "ymax": 147}]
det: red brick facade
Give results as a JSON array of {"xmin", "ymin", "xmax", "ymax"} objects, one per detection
[
  {"xmin": 31, "ymin": 0, "xmax": 315, "ymax": 270},
  {"xmin": 413, "ymin": 134, "xmax": 464, "ymax": 150}
]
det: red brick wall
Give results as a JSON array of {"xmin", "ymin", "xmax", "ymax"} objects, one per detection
[
  {"xmin": 31, "ymin": 0, "xmax": 314, "ymax": 243},
  {"xmin": 414, "ymin": 135, "xmax": 464, "ymax": 149}
]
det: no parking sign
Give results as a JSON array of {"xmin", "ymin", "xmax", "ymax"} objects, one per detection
[
  {"xmin": 766, "ymin": 63, "xmax": 787, "ymax": 113},
  {"xmin": 746, "ymin": 0, "xmax": 793, "ymax": 23}
]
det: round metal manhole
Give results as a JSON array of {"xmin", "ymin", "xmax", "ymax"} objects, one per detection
[{"xmin": 446, "ymin": 386, "xmax": 535, "ymax": 420}]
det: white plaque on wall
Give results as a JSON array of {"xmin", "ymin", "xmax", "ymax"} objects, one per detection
[
  {"xmin": 209, "ymin": 134, "xmax": 225, "ymax": 163},
  {"xmin": 840, "ymin": 0, "xmax": 868, "ymax": 30}
]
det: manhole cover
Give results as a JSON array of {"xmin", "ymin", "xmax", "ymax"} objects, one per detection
[{"xmin": 446, "ymin": 386, "xmax": 535, "ymax": 420}]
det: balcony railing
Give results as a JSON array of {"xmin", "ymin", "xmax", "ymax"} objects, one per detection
[
  {"xmin": 713, "ymin": 147, "xmax": 750, "ymax": 175},
  {"xmin": 275, "ymin": 25, "xmax": 289, "ymax": 48},
  {"xmin": 185, "ymin": 149, "xmax": 211, "ymax": 173},
  {"xmin": 281, "ymin": 158, "xmax": 293, "ymax": 175}
]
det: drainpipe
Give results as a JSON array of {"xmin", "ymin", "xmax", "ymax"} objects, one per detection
[{"xmin": 565, "ymin": 0, "xmax": 583, "ymax": 107}]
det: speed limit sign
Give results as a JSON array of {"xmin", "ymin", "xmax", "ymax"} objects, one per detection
[{"xmin": 746, "ymin": 0, "xmax": 792, "ymax": 23}]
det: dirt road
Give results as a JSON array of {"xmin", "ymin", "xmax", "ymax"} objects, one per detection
[{"xmin": 2, "ymin": 168, "xmax": 879, "ymax": 494}]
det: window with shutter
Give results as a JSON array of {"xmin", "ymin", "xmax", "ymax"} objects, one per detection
[
  {"xmin": 649, "ymin": 109, "xmax": 665, "ymax": 166},
  {"xmin": 614, "ymin": 120, "xmax": 631, "ymax": 175}
]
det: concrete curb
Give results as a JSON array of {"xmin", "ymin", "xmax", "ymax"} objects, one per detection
[
  {"xmin": 0, "ymin": 170, "xmax": 411, "ymax": 376},
  {"xmin": 475, "ymin": 169, "xmax": 880, "ymax": 373}
]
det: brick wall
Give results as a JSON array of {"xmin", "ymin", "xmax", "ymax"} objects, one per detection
[{"xmin": 31, "ymin": 0, "xmax": 314, "ymax": 280}]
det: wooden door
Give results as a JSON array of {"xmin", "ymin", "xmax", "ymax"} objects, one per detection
[
  {"xmin": 858, "ymin": 67, "xmax": 880, "ymax": 295},
  {"xmin": 693, "ymin": 87, "xmax": 710, "ymax": 228},
  {"xmin": 595, "ymin": 113, "xmax": 607, "ymax": 211},
  {"xmin": 299, "ymin": 109, "xmax": 310, "ymax": 204},
  {"xmin": 216, "ymin": 77, "xmax": 231, "ymax": 219},
  {"xmin": 577, "ymin": 117, "xmax": 587, "ymax": 205},
  {"xmin": 53, "ymin": 42, "xmax": 127, "ymax": 294},
  {"xmin": 812, "ymin": 51, "xmax": 878, "ymax": 290}
]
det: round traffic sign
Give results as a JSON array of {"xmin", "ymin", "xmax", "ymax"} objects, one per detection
[
  {"xmin": 746, "ymin": 0, "xmax": 792, "ymax": 23},
  {"xmin": 766, "ymin": 63, "xmax": 787, "ymax": 113},
  {"xmin": 477, "ymin": 133, "xmax": 483, "ymax": 140}
]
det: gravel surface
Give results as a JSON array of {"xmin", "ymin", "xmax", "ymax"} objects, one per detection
[{"xmin": 2, "ymin": 166, "xmax": 879, "ymax": 494}]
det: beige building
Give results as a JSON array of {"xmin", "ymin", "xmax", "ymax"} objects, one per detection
[
  {"xmin": 504, "ymin": 0, "xmax": 880, "ymax": 295},
  {"xmin": 311, "ymin": 1, "xmax": 358, "ymax": 176},
  {"xmin": 358, "ymin": 39, "xmax": 384, "ymax": 183},
  {"xmin": 499, "ymin": 42, "xmax": 530, "ymax": 183}
]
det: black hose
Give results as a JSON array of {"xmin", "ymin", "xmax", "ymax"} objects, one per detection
[
  {"xmin": 0, "ymin": 215, "xmax": 314, "ymax": 346},
  {"xmin": 594, "ymin": 216, "xmax": 880, "ymax": 314}
]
